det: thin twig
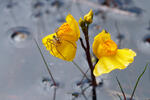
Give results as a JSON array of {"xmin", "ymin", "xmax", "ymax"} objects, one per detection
[
  {"xmin": 81, "ymin": 87, "xmax": 88, "ymax": 100},
  {"xmin": 116, "ymin": 77, "xmax": 126, "ymax": 100},
  {"xmin": 77, "ymin": 68, "xmax": 90, "ymax": 86},
  {"xmin": 81, "ymin": 86, "xmax": 90, "ymax": 100},
  {"xmin": 34, "ymin": 38, "xmax": 57, "ymax": 86},
  {"xmin": 130, "ymin": 64, "xmax": 149, "ymax": 100},
  {"xmin": 72, "ymin": 61, "xmax": 90, "ymax": 81},
  {"xmin": 79, "ymin": 37, "xmax": 86, "ymax": 51},
  {"xmin": 116, "ymin": 94, "xmax": 122, "ymax": 100}
]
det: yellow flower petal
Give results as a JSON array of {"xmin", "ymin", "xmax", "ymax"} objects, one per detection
[
  {"xmin": 94, "ymin": 29, "xmax": 111, "ymax": 42},
  {"xmin": 56, "ymin": 23, "xmax": 77, "ymax": 42},
  {"xmin": 42, "ymin": 14, "xmax": 80, "ymax": 61},
  {"xmin": 93, "ymin": 49, "xmax": 136, "ymax": 77},
  {"xmin": 42, "ymin": 33, "xmax": 77, "ymax": 61},
  {"xmin": 93, "ymin": 29, "xmax": 117, "ymax": 58},
  {"xmin": 50, "ymin": 40, "xmax": 77, "ymax": 61},
  {"xmin": 115, "ymin": 49, "xmax": 136, "ymax": 66},
  {"xmin": 42, "ymin": 33, "xmax": 56, "ymax": 46},
  {"xmin": 66, "ymin": 14, "xmax": 80, "ymax": 41}
]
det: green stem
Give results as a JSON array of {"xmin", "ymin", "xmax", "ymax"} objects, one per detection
[
  {"xmin": 130, "ymin": 64, "xmax": 149, "ymax": 100},
  {"xmin": 116, "ymin": 77, "xmax": 126, "ymax": 100},
  {"xmin": 34, "ymin": 39, "xmax": 57, "ymax": 86}
]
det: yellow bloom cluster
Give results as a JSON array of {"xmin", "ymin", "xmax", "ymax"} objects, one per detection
[
  {"xmin": 42, "ymin": 14, "xmax": 80, "ymax": 61},
  {"xmin": 42, "ymin": 10, "xmax": 136, "ymax": 77}
]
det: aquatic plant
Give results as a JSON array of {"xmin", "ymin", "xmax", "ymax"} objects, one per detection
[{"xmin": 35, "ymin": 9, "xmax": 140, "ymax": 100}]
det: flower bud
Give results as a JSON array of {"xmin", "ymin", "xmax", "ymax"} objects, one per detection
[
  {"xmin": 79, "ymin": 17, "xmax": 85, "ymax": 27},
  {"xmin": 84, "ymin": 9, "xmax": 93, "ymax": 24}
]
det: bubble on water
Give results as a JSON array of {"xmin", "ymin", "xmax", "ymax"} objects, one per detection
[
  {"xmin": 143, "ymin": 34, "xmax": 150, "ymax": 45},
  {"xmin": 137, "ymin": 34, "xmax": 150, "ymax": 55},
  {"xmin": 8, "ymin": 27, "xmax": 32, "ymax": 48},
  {"xmin": 11, "ymin": 31, "xmax": 28, "ymax": 42}
]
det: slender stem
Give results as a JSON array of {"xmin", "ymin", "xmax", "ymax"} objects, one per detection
[
  {"xmin": 117, "ymin": 94, "xmax": 122, "ymax": 100},
  {"xmin": 34, "ymin": 38, "xmax": 57, "ymax": 86},
  {"xmin": 79, "ymin": 37, "xmax": 86, "ymax": 51},
  {"xmin": 116, "ymin": 77, "xmax": 126, "ymax": 100},
  {"xmin": 92, "ymin": 86, "xmax": 96, "ymax": 100},
  {"xmin": 82, "ymin": 24, "xmax": 97, "ymax": 86},
  {"xmin": 53, "ymin": 87, "xmax": 57, "ymax": 100},
  {"xmin": 81, "ymin": 86, "xmax": 89, "ymax": 100},
  {"xmin": 72, "ymin": 61, "xmax": 91, "ymax": 81},
  {"xmin": 77, "ymin": 68, "xmax": 90, "ymax": 85},
  {"xmin": 130, "ymin": 64, "xmax": 149, "ymax": 100},
  {"xmin": 81, "ymin": 24, "xmax": 97, "ymax": 100}
]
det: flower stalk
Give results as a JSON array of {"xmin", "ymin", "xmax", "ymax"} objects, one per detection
[
  {"xmin": 80, "ymin": 24, "xmax": 97, "ymax": 100},
  {"xmin": 81, "ymin": 24, "xmax": 97, "ymax": 86},
  {"xmin": 79, "ymin": 10, "xmax": 97, "ymax": 100},
  {"xmin": 34, "ymin": 39, "xmax": 57, "ymax": 86}
]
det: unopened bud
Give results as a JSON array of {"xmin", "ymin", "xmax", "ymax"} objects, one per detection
[
  {"xmin": 79, "ymin": 17, "xmax": 85, "ymax": 27},
  {"xmin": 84, "ymin": 9, "xmax": 93, "ymax": 24}
]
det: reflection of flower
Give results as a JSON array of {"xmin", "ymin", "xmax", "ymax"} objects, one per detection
[
  {"xmin": 93, "ymin": 30, "xmax": 136, "ymax": 77},
  {"xmin": 42, "ymin": 14, "xmax": 80, "ymax": 61}
]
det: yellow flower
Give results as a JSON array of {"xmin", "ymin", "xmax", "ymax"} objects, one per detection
[
  {"xmin": 93, "ymin": 30, "xmax": 136, "ymax": 77},
  {"xmin": 84, "ymin": 9, "xmax": 93, "ymax": 24},
  {"xmin": 42, "ymin": 14, "xmax": 80, "ymax": 61}
]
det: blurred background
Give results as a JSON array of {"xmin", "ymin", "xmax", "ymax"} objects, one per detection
[{"xmin": 0, "ymin": 0, "xmax": 150, "ymax": 100}]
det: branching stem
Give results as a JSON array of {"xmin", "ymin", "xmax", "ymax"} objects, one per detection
[{"xmin": 80, "ymin": 24, "xmax": 97, "ymax": 100}]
